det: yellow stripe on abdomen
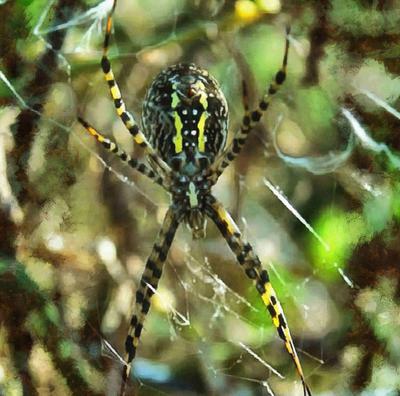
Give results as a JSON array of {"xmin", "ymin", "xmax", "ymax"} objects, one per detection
[
  {"xmin": 171, "ymin": 88, "xmax": 184, "ymax": 153},
  {"xmin": 197, "ymin": 111, "xmax": 207, "ymax": 152},
  {"xmin": 197, "ymin": 91, "xmax": 208, "ymax": 152},
  {"xmin": 173, "ymin": 111, "xmax": 183, "ymax": 153}
]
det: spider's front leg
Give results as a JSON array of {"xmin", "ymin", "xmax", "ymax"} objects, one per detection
[
  {"xmin": 77, "ymin": 118, "xmax": 167, "ymax": 188},
  {"xmin": 101, "ymin": 0, "xmax": 170, "ymax": 176},
  {"xmin": 210, "ymin": 27, "xmax": 290, "ymax": 183},
  {"xmin": 206, "ymin": 197, "xmax": 312, "ymax": 396},
  {"xmin": 120, "ymin": 206, "xmax": 181, "ymax": 396}
]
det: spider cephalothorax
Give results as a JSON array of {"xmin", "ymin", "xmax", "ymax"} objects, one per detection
[
  {"xmin": 170, "ymin": 173, "xmax": 214, "ymax": 238},
  {"xmin": 78, "ymin": 3, "xmax": 312, "ymax": 395},
  {"xmin": 142, "ymin": 63, "xmax": 228, "ymax": 176}
]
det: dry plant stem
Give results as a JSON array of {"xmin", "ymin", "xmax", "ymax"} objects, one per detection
[
  {"xmin": 0, "ymin": 132, "xmax": 23, "ymax": 224},
  {"xmin": 302, "ymin": 1, "xmax": 330, "ymax": 85},
  {"xmin": 0, "ymin": 132, "xmax": 22, "ymax": 255}
]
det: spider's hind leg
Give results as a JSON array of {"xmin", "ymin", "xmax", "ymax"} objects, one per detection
[
  {"xmin": 119, "ymin": 206, "xmax": 181, "ymax": 396},
  {"xmin": 206, "ymin": 197, "xmax": 312, "ymax": 396}
]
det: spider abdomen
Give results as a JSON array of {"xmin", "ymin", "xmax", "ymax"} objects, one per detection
[{"xmin": 142, "ymin": 63, "xmax": 228, "ymax": 176}]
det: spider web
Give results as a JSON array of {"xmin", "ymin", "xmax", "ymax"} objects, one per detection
[{"xmin": 1, "ymin": 1, "xmax": 400, "ymax": 395}]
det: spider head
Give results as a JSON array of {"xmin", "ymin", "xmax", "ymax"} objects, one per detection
[{"xmin": 142, "ymin": 63, "xmax": 228, "ymax": 176}]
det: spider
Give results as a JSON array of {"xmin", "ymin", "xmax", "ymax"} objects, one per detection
[{"xmin": 78, "ymin": 1, "xmax": 312, "ymax": 395}]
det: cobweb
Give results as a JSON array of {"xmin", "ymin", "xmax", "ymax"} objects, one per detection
[
  {"xmin": 2, "ymin": 1, "xmax": 400, "ymax": 395},
  {"xmin": 34, "ymin": 0, "xmax": 113, "ymax": 54}
]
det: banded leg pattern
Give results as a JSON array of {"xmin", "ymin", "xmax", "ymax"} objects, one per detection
[
  {"xmin": 120, "ymin": 206, "xmax": 181, "ymax": 396},
  {"xmin": 211, "ymin": 28, "xmax": 290, "ymax": 182},
  {"xmin": 101, "ymin": 0, "xmax": 171, "ymax": 176},
  {"xmin": 206, "ymin": 198, "xmax": 312, "ymax": 396},
  {"xmin": 78, "ymin": 117, "xmax": 165, "ymax": 187}
]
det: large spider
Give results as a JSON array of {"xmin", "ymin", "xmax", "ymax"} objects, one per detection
[{"xmin": 78, "ymin": 1, "xmax": 312, "ymax": 395}]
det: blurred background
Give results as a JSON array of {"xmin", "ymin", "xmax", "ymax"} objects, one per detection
[{"xmin": 1, "ymin": 0, "xmax": 400, "ymax": 395}]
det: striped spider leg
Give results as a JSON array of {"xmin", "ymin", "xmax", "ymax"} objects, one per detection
[
  {"xmin": 101, "ymin": 0, "xmax": 171, "ymax": 178},
  {"xmin": 120, "ymin": 206, "xmax": 182, "ymax": 396},
  {"xmin": 206, "ymin": 197, "xmax": 312, "ymax": 396},
  {"xmin": 209, "ymin": 27, "xmax": 290, "ymax": 184},
  {"xmin": 78, "ymin": 117, "xmax": 167, "ymax": 188}
]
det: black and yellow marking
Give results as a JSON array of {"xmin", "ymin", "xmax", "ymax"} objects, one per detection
[
  {"xmin": 120, "ymin": 207, "xmax": 180, "ymax": 396},
  {"xmin": 196, "ymin": 83, "xmax": 209, "ymax": 152},
  {"xmin": 101, "ymin": 2, "xmax": 171, "ymax": 176},
  {"xmin": 141, "ymin": 62, "xmax": 228, "ymax": 169},
  {"xmin": 170, "ymin": 81, "xmax": 209, "ymax": 154},
  {"xmin": 207, "ymin": 199, "xmax": 312, "ymax": 396},
  {"xmin": 100, "ymin": 57, "xmax": 149, "ymax": 148},
  {"xmin": 171, "ymin": 85, "xmax": 184, "ymax": 153},
  {"xmin": 78, "ymin": 117, "xmax": 165, "ymax": 186}
]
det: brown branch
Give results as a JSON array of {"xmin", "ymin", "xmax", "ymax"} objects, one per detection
[{"xmin": 302, "ymin": 1, "xmax": 331, "ymax": 86}]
